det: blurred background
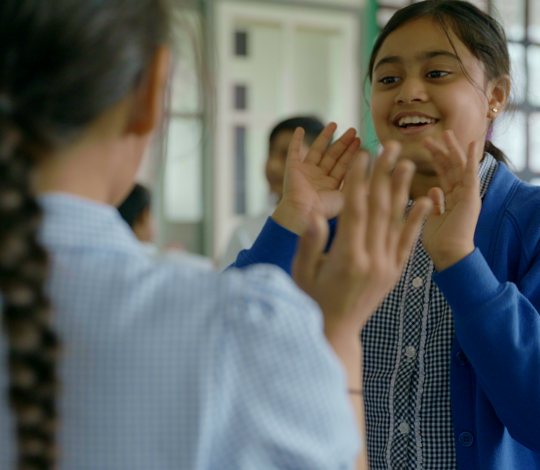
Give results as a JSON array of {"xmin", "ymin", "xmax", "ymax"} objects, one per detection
[{"xmin": 137, "ymin": 0, "xmax": 540, "ymax": 262}]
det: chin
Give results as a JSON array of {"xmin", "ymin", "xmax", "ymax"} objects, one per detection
[{"xmin": 397, "ymin": 147, "xmax": 436, "ymax": 175}]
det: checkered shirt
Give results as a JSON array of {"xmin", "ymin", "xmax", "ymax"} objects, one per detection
[
  {"xmin": 361, "ymin": 154, "xmax": 499, "ymax": 470},
  {"xmin": 0, "ymin": 193, "xmax": 359, "ymax": 469}
]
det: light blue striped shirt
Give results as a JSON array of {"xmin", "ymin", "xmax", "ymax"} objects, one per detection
[{"xmin": 0, "ymin": 193, "xmax": 359, "ymax": 469}]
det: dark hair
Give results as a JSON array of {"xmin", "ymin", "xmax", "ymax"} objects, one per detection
[
  {"xmin": 0, "ymin": 1, "xmax": 170, "ymax": 468},
  {"xmin": 269, "ymin": 116, "xmax": 326, "ymax": 147},
  {"xmin": 367, "ymin": 0, "xmax": 510, "ymax": 164},
  {"xmin": 118, "ymin": 184, "xmax": 152, "ymax": 227}
]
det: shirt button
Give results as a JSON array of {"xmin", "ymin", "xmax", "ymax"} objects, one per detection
[
  {"xmin": 405, "ymin": 346, "xmax": 416, "ymax": 359},
  {"xmin": 412, "ymin": 277, "xmax": 424, "ymax": 288},
  {"xmin": 455, "ymin": 351, "xmax": 469, "ymax": 365},
  {"xmin": 398, "ymin": 421, "xmax": 410, "ymax": 435},
  {"xmin": 459, "ymin": 431, "xmax": 474, "ymax": 447}
]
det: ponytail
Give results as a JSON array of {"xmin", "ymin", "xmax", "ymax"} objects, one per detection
[
  {"xmin": 485, "ymin": 140, "xmax": 509, "ymax": 165},
  {"xmin": 0, "ymin": 115, "xmax": 59, "ymax": 470}
]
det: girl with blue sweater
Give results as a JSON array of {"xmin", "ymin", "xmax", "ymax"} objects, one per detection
[{"xmin": 233, "ymin": 1, "xmax": 540, "ymax": 469}]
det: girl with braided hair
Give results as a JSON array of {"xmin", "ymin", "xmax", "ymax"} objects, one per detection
[{"xmin": 0, "ymin": 0, "xmax": 431, "ymax": 469}]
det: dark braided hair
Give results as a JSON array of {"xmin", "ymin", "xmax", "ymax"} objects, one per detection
[
  {"xmin": 367, "ymin": 0, "xmax": 511, "ymax": 164},
  {"xmin": 0, "ymin": 1, "xmax": 170, "ymax": 468}
]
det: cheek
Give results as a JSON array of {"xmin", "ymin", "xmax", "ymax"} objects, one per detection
[
  {"xmin": 370, "ymin": 94, "xmax": 392, "ymax": 137},
  {"xmin": 439, "ymin": 88, "xmax": 488, "ymax": 140}
]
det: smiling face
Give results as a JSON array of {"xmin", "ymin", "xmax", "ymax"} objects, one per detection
[{"xmin": 370, "ymin": 17, "xmax": 493, "ymax": 175}]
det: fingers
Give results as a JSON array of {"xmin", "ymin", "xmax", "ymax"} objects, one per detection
[
  {"xmin": 463, "ymin": 140, "xmax": 481, "ymax": 191},
  {"xmin": 366, "ymin": 141, "xmax": 400, "ymax": 253},
  {"xmin": 303, "ymin": 123, "xmax": 339, "ymax": 165},
  {"xmin": 396, "ymin": 197, "xmax": 432, "ymax": 267},
  {"xmin": 328, "ymin": 138, "xmax": 362, "ymax": 184},
  {"xmin": 317, "ymin": 128, "xmax": 357, "ymax": 173},
  {"xmin": 329, "ymin": 151, "xmax": 370, "ymax": 257},
  {"xmin": 386, "ymin": 159, "xmax": 416, "ymax": 252},
  {"xmin": 287, "ymin": 127, "xmax": 306, "ymax": 164},
  {"xmin": 292, "ymin": 212, "xmax": 330, "ymax": 289},
  {"xmin": 427, "ymin": 187, "xmax": 445, "ymax": 216},
  {"xmin": 424, "ymin": 130, "xmax": 470, "ymax": 195}
]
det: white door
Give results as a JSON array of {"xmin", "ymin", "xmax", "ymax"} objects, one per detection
[{"xmin": 214, "ymin": 1, "xmax": 361, "ymax": 258}]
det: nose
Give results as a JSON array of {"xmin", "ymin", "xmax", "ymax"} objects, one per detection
[{"xmin": 395, "ymin": 77, "xmax": 428, "ymax": 104}]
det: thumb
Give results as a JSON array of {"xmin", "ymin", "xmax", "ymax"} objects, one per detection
[
  {"xmin": 427, "ymin": 187, "xmax": 445, "ymax": 216},
  {"xmin": 292, "ymin": 212, "xmax": 329, "ymax": 290}
]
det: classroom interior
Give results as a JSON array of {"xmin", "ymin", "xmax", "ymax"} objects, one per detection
[{"xmin": 140, "ymin": 0, "xmax": 540, "ymax": 263}]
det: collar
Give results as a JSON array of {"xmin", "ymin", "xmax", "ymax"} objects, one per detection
[{"xmin": 38, "ymin": 193, "xmax": 144, "ymax": 256}]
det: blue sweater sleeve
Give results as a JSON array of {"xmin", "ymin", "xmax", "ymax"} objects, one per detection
[
  {"xmin": 230, "ymin": 217, "xmax": 339, "ymax": 275},
  {"xmin": 433, "ymin": 248, "xmax": 540, "ymax": 452}
]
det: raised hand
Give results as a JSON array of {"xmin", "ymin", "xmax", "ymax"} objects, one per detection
[
  {"xmin": 292, "ymin": 141, "xmax": 432, "ymax": 337},
  {"xmin": 422, "ymin": 130, "xmax": 483, "ymax": 272},
  {"xmin": 272, "ymin": 123, "xmax": 361, "ymax": 235}
]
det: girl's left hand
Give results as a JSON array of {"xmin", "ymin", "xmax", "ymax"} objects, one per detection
[{"xmin": 422, "ymin": 130, "xmax": 483, "ymax": 272}]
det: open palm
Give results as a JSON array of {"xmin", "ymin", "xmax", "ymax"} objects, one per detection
[
  {"xmin": 422, "ymin": 130, "xmax": 483, "ymax": 271},
  {"xmin": 272, "ymin": 123, "xmax": 361, "ymax": 235}
]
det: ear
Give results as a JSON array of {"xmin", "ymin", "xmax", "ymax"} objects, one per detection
[
  {"xmin": 487, "ymin": 75, "xmax": 511, "ymax": 120},
  {"xmin": 126, "ymin": 46, "xmax": 171, "ymax": 137}
]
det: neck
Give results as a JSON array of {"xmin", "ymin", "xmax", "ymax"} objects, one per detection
[
  {"xmin": 409, "ymin": 172, "xmax": 440, "ymax": 200},
  {"xmin": 33, "ymin": 133, "xmax": 146, "ymax": 206}
]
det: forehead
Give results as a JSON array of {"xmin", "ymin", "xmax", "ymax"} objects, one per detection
[
  {"xmin": 270, "ymin": 130, "xmax": 295, "ymax": 148},
  {"xmin": 374, "ymin": 17, "xmax": 477, "ymax": 68}
]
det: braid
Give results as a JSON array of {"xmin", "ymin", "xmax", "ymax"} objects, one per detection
[{"xmin": 0, "ymin": 117, "xmax": 59, "ymax": 470}]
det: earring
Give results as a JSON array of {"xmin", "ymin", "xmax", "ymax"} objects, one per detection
[{"xmin": 492, "ymin": 108, "xmax": 498, "ymax": 113}]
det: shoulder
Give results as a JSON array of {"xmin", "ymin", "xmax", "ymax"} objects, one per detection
[
  {"xmin": 218, "ymin": 264, "xmax": 322, "ymax": 332},
  {"xmin": 486, "ymin": 164, "xmax": 540, "ymax": 258},
  {"xmin": 488, "ymin": 165, "xmax": 540, "ymax": 228}
]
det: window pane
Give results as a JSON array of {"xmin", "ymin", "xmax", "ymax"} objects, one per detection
[
  {"xmin": 235, "ymin": 126, "xmax": 247, "ymax": 215},
  {"xmin": 492, "ymin": 0, "xmax": 525, "ymax": 41},
  {"xmin": 234, "ymin": 84, "xmax": 248, "ymax": 110},
  {"xmin": 529, "ymin": 0, "xmax": 540, "ymax": 43},
  {"xmin": 508, "ymin": 43, "xmax": 526, "ymax": 104},
  {"xmin": 164, "ymin": 119, "xmax": 203, "ymax": 222},
  {"xmin": 377, "ymin": 8, "xmax": 397, "ymax": 28},
  {"xmin": 235, "ymin": 31, "xmax": 249, "ymax": 57},
  {"xmin": 466, "ymin": 0, "xmax": 488, "ymax": 11},
  {"xmin": 170, "ymin": 10, "xmax": 202, "ymax": 114},
  {"xmin": 378, "ymin": 0, "xmax": 409, "ymax": 7},
  {"xmin": 492, "ymin": 111, "xmax": 526, "ymax": 173},
  {"xmin": 528, "ymin": 46, "xmax": 540, "ymax": 107},
  {"xmin": 530, "ymin": 113, "xmax": 540, "ymax": 173}
]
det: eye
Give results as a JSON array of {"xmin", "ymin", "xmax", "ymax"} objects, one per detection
[
  {"xmin": 378, "ymin": 76, "xmax": 400, "ymax": 85},
  {"xmin": 426, "ymin": 70, "xmax": 449, "ymax": 79}
]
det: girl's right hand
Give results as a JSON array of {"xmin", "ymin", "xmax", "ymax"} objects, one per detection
[
  {"xmin": 272, "ymin": 124, "xmax": 361, "ymax": 236},
  {"xmin": 292, "ymin": 141, "xmax": 432, "ymax": 340}
]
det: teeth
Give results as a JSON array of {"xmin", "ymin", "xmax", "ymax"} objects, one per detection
[{"xmin": 398, "ymin": 116, "xmax": 436, "ymax": 126}]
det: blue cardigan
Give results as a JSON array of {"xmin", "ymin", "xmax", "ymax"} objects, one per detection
[{"xmin": 232, "ymin": 163, "xmax": 540, "ymax": 470}]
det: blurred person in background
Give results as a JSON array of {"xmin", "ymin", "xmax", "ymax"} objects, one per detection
[
  {"xmin": 219, "ymin": 116, "xmax": 325, "ymax": 269},
  {"xmin": 118, "ymin": 183, "xmax": 213, "ymax": 269}
]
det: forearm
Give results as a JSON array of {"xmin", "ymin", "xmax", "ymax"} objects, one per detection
[
  {"xmin": 326, "ymin": 334, "xmax": 368, "ymax": 470},
  {"xmin": 433, "ymin": 249, "xmax": 540, "ymax": 450}
]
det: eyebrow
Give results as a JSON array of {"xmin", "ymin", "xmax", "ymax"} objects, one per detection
[{"xmin": 374, "ymin": 50, "xmax": 459, "ymax": 72}]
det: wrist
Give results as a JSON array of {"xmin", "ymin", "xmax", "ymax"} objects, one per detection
[
  {"xmin": 271, "ymin": 200, "xmax": 314, "ymax": 236},
  {"xmin": 431, "ymin": 245, "xmax": 475, "ymax": 272}
]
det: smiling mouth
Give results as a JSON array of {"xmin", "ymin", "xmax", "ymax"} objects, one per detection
[{"xmin": 394, "ymin": 116, "xmax": 439, "ymax": 129}]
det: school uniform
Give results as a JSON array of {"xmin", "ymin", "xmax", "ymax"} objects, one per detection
[
  {"xmin": 0, "ymin": 193, "xmax": 359, "ymax": 469},
  {"xmin": 232, "ymin": 157, "xmax": 540, "ymax": 470}
]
